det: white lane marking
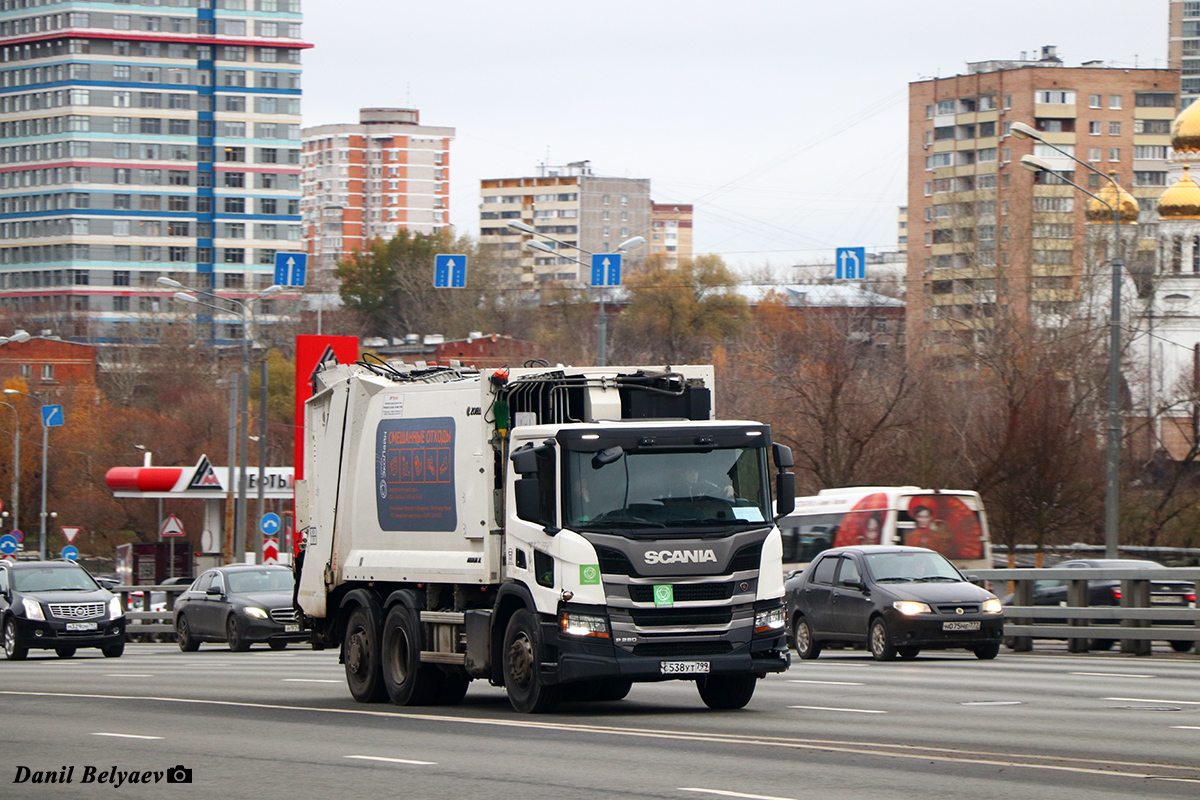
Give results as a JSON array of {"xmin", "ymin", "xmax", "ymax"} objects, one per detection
[
  {"xmin": 1106, "ymin": 697, "xmax": 1200, "ymax": 706},
  {"xmin": 105, "ymin": 674, "xmax": 153, "ymax": 678},
  {"xmin": 1172, "ymin": 726, "xmax": 1200, "ymax": 730},
  {"xmin": 282, "ymin": 679, "xmax": 342, "ymax": 684},
  {"xmin": 8, "ymin": 692, "xmax": 1196, "ymax": 782},
  {"xmin": 680, "ymin": 789, "xmax": 795, "ymax": 800},
  {"xmin": 92, "ymin": 732, "xmax": 163, "ymax": 740},
  {"xmin": 1071, "ymin": 672, "xmax": 1155, "ymax": 679},
  {"xmin": 345, "ymin": 755, "xmax": 436, "ymax": 766},
  {"xmin": 788, "ymin": 705, "xmax": 886, "ymax": 714},
  {"xmin": 961, "ymin": 701, "xmax": 1023, "ymax": 706},
  {"xmin": 787, "ymin": 679, "xmax": 865, "ymax": 686}
]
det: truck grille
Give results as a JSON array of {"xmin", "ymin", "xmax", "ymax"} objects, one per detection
[
  {"xmin": 270, "ymin": 608, "xmax": 298, "ymax": 623},
  {"xmin": 48, "ymin": 603, "xmax": 105, "ymax": 620},
  {"xmin": 629, "ymin": 607, "xmax": 733, "ymax": 627},
  {"xmin": 632, "ymin": 641, "xmax": 733, "ymax": 658},
  {"xmin": 629, "ymin": 583, "xmax": 734, "ymax": 603}
]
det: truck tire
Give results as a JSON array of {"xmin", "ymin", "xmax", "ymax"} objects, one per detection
[
  {"xmin": 344, "ymin": 606, "xmax": 387, "ymax": 703},
  {"xmin": 381, "ymin": 604, "xmax": 441, "ymax": 706},
  {"xmin": 502, "ymin": 609, "xmax": 560, "ymax": 713},
  {"xmin": 696, "ymin": 674, "xmax": 757, "ymax": 710}
]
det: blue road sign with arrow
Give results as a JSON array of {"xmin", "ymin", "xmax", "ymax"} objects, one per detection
[
  {"xmin": 0, "ymin": 534, "xmax": 17, "ymax": 554},
  {"xmin": 274, "ymin": 252, "xmax": 307, "ymax": 286},
  {"xmin": 61, "ymin": 545, "xmax": 78, "ymax": 561},
  {"xmin": 260, "ymin": 512, "xmax": 281, "ymax": 536},
  {"xmin": 434, "ymin": 255, "xmax": 467, "ymax": 288},
  {"xmin": 591, "ymin": 253, "xmax": 622, "ymax": 287},
  {"xmin": 835, "ymin": 247, "xmax": 865, "ymax": 280},
  {"xmin": 41, "ymin": 404, "xmax": 63, "ymax": 427}
]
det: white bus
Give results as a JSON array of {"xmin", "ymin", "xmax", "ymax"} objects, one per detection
[{"xmin": 779, "ymin": 486, "xmax": 993, "ymax": 572}]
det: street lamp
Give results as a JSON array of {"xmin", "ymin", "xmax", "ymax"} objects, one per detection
[
  {"xmin": 3, "ymin": 389, "xmax": 48, "ymax": 560},
  {"xmin": 1013, "ymin": 121, "xmax": 1136, "ymax": 559},
  {"xmin": 161, "ymin": 278, "xmax": 282, "ymax": 563},
  {"xmin": 507, "ymin": 220, "xmax": 645, "ymax": 365}
]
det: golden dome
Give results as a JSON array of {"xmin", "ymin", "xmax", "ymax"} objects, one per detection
[
  {"xmin": 1172, "ymin": 98, "xmax": 1200, "ymax": 153},
  {"xmin": 1085, "ymin": 173, "xmax": 1139, "ymax": 224},
  {"xmin": 1157, "ymin": 165, "xmax": 1200, "ymax": 220}
]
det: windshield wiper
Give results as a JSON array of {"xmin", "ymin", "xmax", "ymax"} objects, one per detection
[
  {"xmin": 874, "ymin": 577, "xmax": 912, "ymax": 583},
  {"xmin": 913, "ymin": 576, "xmax": 961, "ymax": 583}
]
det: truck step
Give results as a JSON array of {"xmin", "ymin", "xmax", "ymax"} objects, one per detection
[
  {"xmin": 420, "ymin": 650, "xmax": 467, "ymax": 665},
  {"xmin": 419, "ymin": 611, "xmax": 466, "ymax": 624}
]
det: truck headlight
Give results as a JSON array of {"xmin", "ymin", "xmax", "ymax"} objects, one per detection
[
  {"xmin": 982, "ymin": 598, "xmax": 1003, "ymax": 614},
  {"xmin": 754, "ymin": 607, "xmax": 786, "ymax": 633},
  {"xmin": 244, "ymin": 607, "xmax": 269, "ymax": 619},
  {"xmin": 108, "ymin": 596, "xmax": 124, "ymax": 619},
  {"xmin": 21, "ymin": 597, "xmax": 45, "ymax": 621},
  {"xmin": 560, "ymin": 611, "xmax": 609, "ymax": 639},
  {"xmin": 893, "ymin": 601, "xmax": 932, "ymax": 616}
]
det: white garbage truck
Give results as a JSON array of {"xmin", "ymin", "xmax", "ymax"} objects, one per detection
[{"xmin": 294, "ymin": 360, "xmax": 794, "ymax": 712}]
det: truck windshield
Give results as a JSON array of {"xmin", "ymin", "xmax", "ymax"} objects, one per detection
[{"xmin": 564, "ymin": 447, "xmax": 770, "ymax": 531}]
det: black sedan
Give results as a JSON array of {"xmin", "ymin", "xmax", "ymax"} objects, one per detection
[
  {"xmin": 173, "ymin": 565, "xmax": 304, "ymax": 652},
  {"xmin": 785, "ymin": 545, "xmax": 1004, "ymax": 661},
  {"xmin": 1, "ymin": 560, "xmax": 125, "ymax": 659}
]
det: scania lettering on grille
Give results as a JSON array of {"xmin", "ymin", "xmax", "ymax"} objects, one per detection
[{"xmin": 643, "ymin": 549, "xmax": 718, "ymax": 565}]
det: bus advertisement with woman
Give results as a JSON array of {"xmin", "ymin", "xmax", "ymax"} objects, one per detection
[{"xmin": 779, "ymin": 486, "xmax": 991, "ymax": 571}]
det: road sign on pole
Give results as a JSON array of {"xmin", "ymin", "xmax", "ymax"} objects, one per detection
[
  {"xmin": 260, "ymin": 512, "xmax": 281, "ymax": 537},
  {"xmin": 835, "ymin": 247, "xmax": 866, "ymax": 280},
  {"xmin": 0, "ymin": 534, "xmax": 17, "ymax": 554},
  {"xmin": 274, "ymin": 252, "xmax": 308, "ymax": 287},
  {"xmin": 41, "ymin": 405, "xmax": 63, "ymax": 427},
  {"xmin": 590, "ymin": 254, "xmax": 622, "ymax": 287},
  {"xmin": 263, "ymin": 537, "xmax": 278, "ymax": 565},
  {"xmin": 60, "ymin": 545, "xmax": 78, "ymax": 561},
  {"xmin": 60, "ymin": 526, "xmax": 80, "ymax": 544},
  {"xmin": 434, "ymin": 255, "xmax": 467, "ymax": 288},
  {"xmin": 11, "ymin": 529, "xmax": 22, "ymax": 543},
  {"xmin": 159, "ymin": 514, "xmax": 186, "ymax": 538}
]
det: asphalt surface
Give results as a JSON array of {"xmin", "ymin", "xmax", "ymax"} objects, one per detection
[{"xmin": 1, "ymin": 642, "xmax": 1198, "ymax": 799}]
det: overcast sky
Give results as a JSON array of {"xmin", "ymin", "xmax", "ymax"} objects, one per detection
[{"xmin": 299, "ymin": 1, "xmax": 1170, "ymax": 275}]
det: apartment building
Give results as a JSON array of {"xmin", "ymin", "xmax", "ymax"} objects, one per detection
[
  {"xmin": 1170, "ymin": 0, "xmax": 1200, "ymax": 107},
  {"xmin": 301, "ymin": 107, "xmax": 453, "ymax": 279},
  {"xmin": 479, "ymin": 161, "xmax": 651, "ymax": 284},
  {"xmin": 906, "ymin": 47, "xmax": 1178, "ymax": 359},
  {"xmin": 0, "ymin": 0, "xmax": 307, "ymax": 343},
  {"xmin": 650, "ymin": 202, "xmax": 692, "ymax": 267}
]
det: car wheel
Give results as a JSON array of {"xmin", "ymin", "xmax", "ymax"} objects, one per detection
[
  {"xmin": 102, "ymin": 640, "xmax": 125, "ymax": 658},
  {"xmin": 176, "ymin": 614, "xmax": 200, "ymax": 652},
  {"xmin": 343, "ymin": 606, "xmax": 387, "ymax": 703},
  {"xmin": 503, "ymin": 609, "xmax": 560, "ymax": 713},
  {"xmin": 226, "ymin": 615, "xmax": 250, "ymax": 652},
  {"xmin": 380, "ymin": 604, "xmax": 441, "ymax": 705},
  {"xmin": 973, "ymin": 643, "xmax": 1000, "ymax": 660},
  {"xmin": 3, "ymin": 618, "xmax": 27, "ymax": 661},
  {"xmin": 793, "ymin": 616, "xmax": 821, "ymax": 660},
  {"xmin": 897, "ymin": 646, "xmax": 920, "ymax": 660},
  {"xmin": 696, "ymin": 674, "xmax": 758, "ymax": 710},
  {"xmin": 869, "ymin": 618, "xmax": 896, "ymax": 661},
  {"xmin": 268, "ymin": 640, "xmax": 288, "ymax": 651},
  {"xmin": 1170, "ymin": 641, "xmax": 1194, "ymax": 653},
  {"xmin": 55, "ymin": 646, "xmax": 76, "ymax": 659}
]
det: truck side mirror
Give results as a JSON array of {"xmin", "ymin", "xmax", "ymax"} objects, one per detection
[
  {"xmin": 775, "ymin": 471, "xmax": 795, "ymax": 518},
  {"xmin": 511, "ymin": 444, "xmax": 559, "ymax": 534},
  {"xmin": 772, "ymin": 443, "xmax": 794, "ymax": 469}
]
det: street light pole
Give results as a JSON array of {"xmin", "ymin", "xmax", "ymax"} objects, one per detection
[
  {"xmin": 3, "ymin": 389, "xmax": 47, "ymax": 560},
  {"xmin": 0, "ymin": 402, "xmax": 19, "ymax": 535},
  {"xmin": 1016, "ymin": 127, "xmax": 1134, "ymax": 559}
]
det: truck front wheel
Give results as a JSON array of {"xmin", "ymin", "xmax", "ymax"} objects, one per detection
[
  {"xmin": 696, "ymin": 674, "xmax": 758, "ymax": 710},
  {"xmin": 344, "ymin": 607, "xmax": 387, "ymax": 703},
  {"xmin": 502, "ymin": 609, "xmax": 560, "ymax": 714}
]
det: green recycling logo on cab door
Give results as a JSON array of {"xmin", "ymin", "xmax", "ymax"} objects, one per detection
[{"xmin": 579, "ymin": 565, "xmax": 600, "ymax": 585}]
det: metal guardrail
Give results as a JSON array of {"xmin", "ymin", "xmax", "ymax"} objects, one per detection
[
  {"xmin": 116, "ymin": 584, "xmax": 189, "ymax": 640},
  {"xmin": 972, "ymin": 567, "xmax": 1200, "ymax": 654}
]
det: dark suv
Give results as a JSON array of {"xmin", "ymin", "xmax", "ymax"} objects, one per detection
[{"xmin": 1, "ymin": 560, "xmax": 126, "ymax": 659}]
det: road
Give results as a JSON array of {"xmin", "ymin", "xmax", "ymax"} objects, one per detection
[{"xmin": 1, "ymin": 644, "xmax": 1198, "ymax": 799}]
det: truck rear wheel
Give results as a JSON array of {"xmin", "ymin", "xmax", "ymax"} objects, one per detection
[
  {"xmin": 696, "ymin": 674, "xmax": 758, "ymax": 709},
  {"xmin": 344, "ymin": 607, "xmax": 387, "ymax": 703},
  {"xmin": 381, "ymin": 604, "xmax": 442, "ymax": 705},
  {"xmin": 503, "ymin": 609, "xmax": 560, "ymax": 714}
]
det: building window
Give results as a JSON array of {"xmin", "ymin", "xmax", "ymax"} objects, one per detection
[
  {"xmin": 1089, "ymin": 121, "xmax": 1101, "ymax": 135},
  {"xmin": 1108, "ymin": 147, "xmax": 1120, "ymax": 162},
  {"xmin": 1089, "ymin": 94, "xmax": 1101, "ymax": 108},
  {"xmin": 1109, "ymin": 94, "xmax": 1122, "ymax": 109},
  {"xmin": 223, "ymin": 248, "xmax": 245, "ymax": 264},
  {"xmin": 1109, "ymin": 121, "xmax": 1121, "ymax": 136},
  {"xmin": 1088, "ymin": 147, "xmax": 1101, "ymax": 162}
]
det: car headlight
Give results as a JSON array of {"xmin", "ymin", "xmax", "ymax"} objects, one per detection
[
  {"xmin": 108, "ymin": 596, "xmax": 124, "ymax": 619},
  {"xmin": 982, "ymin": 598, "xmax": 1003, "ymax": 614},
  {"xmin": 754, "ymin": 607, "xmax": 786, "ymax": 633},
  {"xmin": 21, "ymin": 597, "xmax": 45, "ymax": 621},
  {"xmin": 893, "ymin": 600, "xmax": 932, "ymax": 616},
  {"xmin": 244, "ymin": 607, "xmax": 269, "ymax": 619},
  {"xmin": 560, "ymin": 611, "xmax": 609, "ymax": 638}
]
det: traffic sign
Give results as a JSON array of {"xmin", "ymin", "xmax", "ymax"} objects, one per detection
[
  {"xmin": 60, "ymin": 526, "xmax": 80, "ymax": 544},
  {"xmin": 274, "ymin": 252, "xmax": 307, "ymax": 287},
  {"xmin": 11, "ymin": 528, "xmax": 22, "ymax": 543},
  {"xmin": 159, "ymin": 514, "xmax": 186, "ymax": 538},
  {"xmin": 835, "ymin": 247, "xmax": 865, "ymax": 280},
  {"xmin": 41, "ymin": 404, "xmax": 63, "ymax": 427},
  {"xmin": 434, "ymin": 254, "xmax": 467, "ymax": 288},
  {"xmin": 263, "ymin": 537, "xmax": 278, "ymax": 565},
  {"xmin": 61, "ymin": 545, "xmax": 78, "ymax": 561},
  {"xmin": 590, "ymin": 254, "xmax": 622, "ymax": 287},
  {"xmin": 0, "ymin": 534, "xmax": 17, "ymax": 554},
  {"xmin": 260, "ymin": 512, "xmax": 281, "ymax": 536}
]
